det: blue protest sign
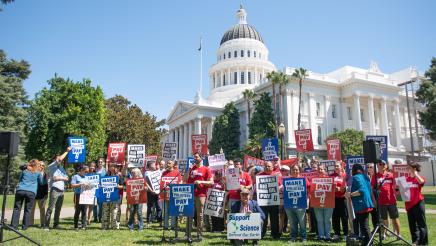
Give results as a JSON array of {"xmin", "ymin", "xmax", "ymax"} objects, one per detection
[
  {"xmin": 261, "ymin": 138, "xmax": 279, "ymax": 161},
  {"xmin": 96, "ymin": 176, "xmax": 119, "ymax": 202},
  {"xmin": 67, "ymin": 137, "xmax": 86, "ymax": 163},
  {"xmin": 345, "ymin": 156, "xmax": 366, "ymax": 186},
  {"xmin": 169, "ymin": 184, "xmax": 194, "ymax": 217},
  {"xmin": 283, "ymin": 177, "xmax": 307, "ymax": 209},
  {"xmin": 366, "ymin": 135, "xmax": 388, "ymax": 163}
]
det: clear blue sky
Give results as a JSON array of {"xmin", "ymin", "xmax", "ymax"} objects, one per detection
[{"xmin": 1, "ymin": 0, "xmax": 435, "ymax": 122}]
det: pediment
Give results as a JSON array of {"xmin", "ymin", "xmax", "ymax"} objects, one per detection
[{"xmin": 166, "ymin": 101, "xmax": 195, "ymax": 123}]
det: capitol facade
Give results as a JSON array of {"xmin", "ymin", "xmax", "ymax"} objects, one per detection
[{"xmin": 164, "ymin": 6, "xmax": 427, "ymax": 165}]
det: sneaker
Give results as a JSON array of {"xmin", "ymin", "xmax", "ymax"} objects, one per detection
[
  {"xmin": 288, "ymin": 238, "xmax": 296, "ymax": 243},
  {"xmin": 301, "ymin": 239, "xmax": 307, "ymax": 244},
  {"xmin": 43, "ymin": 227, "xmax": 49, "ymax": 231},
  {"xmin": 332, "ymin": 235, "xmax": 340, "ymax": 242}
]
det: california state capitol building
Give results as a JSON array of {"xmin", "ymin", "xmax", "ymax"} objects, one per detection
[{"xmin": 163, "ymin": 6, "xmax": 434, "ymax": 181}]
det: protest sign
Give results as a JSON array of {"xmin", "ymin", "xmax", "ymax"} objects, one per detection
[
  {"xmin": 67, "ymin": 137, "xmax": 86, "ymax": 163},
  {"xmin": 256, "ymin": 175, "xmax": 280, "ymax": 206},
  {"xmin": 310, "ymin": 177, "xmax": 335, "ymax": 208},
  {"xmin": 243, "ymin": 154, "xmax": 265, "ymax": 169},
  {"xmin": 160, "ymin": 171, "xmax": 182, "ymax": 200},
  {"xmin": 226, "ymin": 168, "xmax": 241, "ymax": 191},
  {"xmin": 127, "ymin": 144, "xmax": 145, "ymax": 168},
  {"xmin": 191, "ymin": 134, "xmax": 208, "ymax": 156},
  {"xmin": 366, "ymin": 135, "xmax": 388, "ymax": 163},
  {"xmin": 345, "ymin": 156, "xmax": 366, "ymax": 186},
  {"xmin": 204, "ymin": 189, "xmax": 226, "ymax": 218},
  {"xmin": 227, "ymin": 213, "xmax": 262, "ymax": 240},
  {"xmin": 96, "ymin": 176, "xmax": 119, "ymax": 202},
  {"xmin": 146, "ymin": 170, "xmax": 162, "ymax": 193},
  {"xmin": 107, "ymin": 142, "xmax": 126, "ymax": 165},
  {"xmin": 295, "ymin": 129, "xmax": 314, "ymax": 152},
  {"xmin": 162, "ymin": 142, "xmax": 178, "ymax": 160},
  {"xmin": 178, "ymin": 157, "xmax": 195, "ymax": 175},
  {"xmin": 126, "ymin": 178, "xmax": 147, "ymax": 204},
  {"xmin": 79, "ymin": 174, "xmax": 100, "ymax": 205},
  {"xmin": 208, "ymin": 153, "xmax": 226, "ymax": 174},
  {"xmin": 327, "ymin": 139, "xmax": 341, "ymax": 161},
  {"xmin": 261, "ymin": 138, "xmax": 279, "ymax": 161},
  {"xmin": 169, "ymin": 184, "xmax": 194, "ymax": 217},
  {"xmin": 283, "ymin": 177, "xmax": 307, "ymax": 209},
  {"xmin": 144, "ymin": 155, "xmax": 158, "ymax": 170},
  {"xmin": 392, "ymin": 164, "xmax": 410, "ymax": 178},
  {"xmin": 395, "ymin": 176, "xmax": 411, "ymax": 202},
  {"xmin": 300, "ymin": 171, "xmax": 318, "ymax": 181},
  {"xmin": 320, "ymin": 160, "xmax": 336, "ymax": 175}
]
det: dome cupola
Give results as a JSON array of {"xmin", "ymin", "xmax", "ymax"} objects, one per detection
[{"xmin": 220, "ymin": 5, "xmax": 263, "ymax": 45}]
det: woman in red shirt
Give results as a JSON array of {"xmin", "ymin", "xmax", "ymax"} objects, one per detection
[
  {"xmin": 331, "ymin": 161, "xmax": 348, "ymax": 241},
  {"xmin": 405, "ymin": 162, "xmax": 427, "ymax": 246}
]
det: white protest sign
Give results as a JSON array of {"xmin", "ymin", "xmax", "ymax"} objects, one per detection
[
  {"xmin": 79, "ymin": 174, "xmax": 100, "ymax": 205},
  {"xmin": 208, "ymin": 153, "xmax": 226, "ymax": 169},
  {"xmin": 395, "ymin": 176, "xmax": 411, "ymax": 202},
  {"xmin": 227, "ymin": 213, "xmax": 262, "ymax": 240},
  {"xmin": 162, "ymin": 142, "xmax": 178, "ymax": 160},
  {"xmin": 127, "ymin": 144, "xmax": 146, "ymax": 168},
  {"xmin": 204, "ymin": 189, "xmax": 227, "ymax": 218},
  {"xmin": 256, "ymin": 175, "xmax": 280, "ymax": 206},
  {"xmin": 226, "ymin": 168, "xmax": 241, "ymax": 191},
  {"xmin": 147, "ymin": 170, "xmax": 162, "ymax": 192}
]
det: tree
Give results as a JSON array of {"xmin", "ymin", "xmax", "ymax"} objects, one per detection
[
  {"xmin": 326, "ymin": 129, "xmax": 364, "ymax": 158},
  {"xmin": 242, "ymin": 89, "xmax": 255, "ymax": 124},
  {"xmin": 0, "ymin": 49, "xmax": 31, "ymax": 186},
  {"xmin": 291, "ymin": 68, "xmax": 308, "ymax": 130},
  {"xmin": 277, "ymin": 71, "xmax": 289, "ymax": 124},
  {"xmin": 209, "ymin": 102, "xmax": 240, "ymax": 159},
  {"xmin": 267, "ymin": 71, "xmax": 280, "ymax": 136},
  {"xmin": 26, "ymin": 76, "xmax": 107, "ymax": 162},
  {"xmin": 416, "ymin": 57, "xmax": 436, "ymax": 140},
  {"xmin": 248, "ymin": 92, "xmax": 275, "ymax": 139},
  {"xmin": 105, "ymin": 95, "xmax": 165, "ymax": 155}
]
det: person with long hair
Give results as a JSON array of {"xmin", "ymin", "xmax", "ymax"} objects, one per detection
[
  {"xmin": 70, "ymin": 165, "xmax": 90, "ymax": 230},
  {"xmin": 313, "ymin": 164, "xmax": 334, "ymax": 241},
  {"xmin": 101, "ymin": 163, "xmax": 124, "ymax": 230},
  {"xmin": 346, "ymin": 163, "xmax": 374, "ymax": 246},
  {"xmin": 29, "ymin": 161, "xmax": 49, "ymax": 227},
  {"xmin": 127, "ymin": 168, "xmax": 145, "ymax": 231},
  {"xmin": 160, "ymin": 160, "xmax": 182, "ymax": 230},
  {"xmin": 331, "ymin": 161, "xmax": 348, "ymax": 241},
  {"xmin": 11, "ymin": 159, "xmax": 45, "ymax": 230}
]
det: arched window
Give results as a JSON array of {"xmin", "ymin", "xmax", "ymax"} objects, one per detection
[
  {"xmin": 228, "ymin": 52, "xmax": 231, "ymax": 58},
  {"xmin": 234, "ymin": 51, "xmax": 237, "ymax": 58},
  {"xmin": 247, "ymin": 50, "xmax": 251, "ymax": 57}
]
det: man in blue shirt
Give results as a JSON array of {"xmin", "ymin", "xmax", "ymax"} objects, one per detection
[{"xmin": 43, "ymin": 147, "xmax": 71, "ymax": 230}]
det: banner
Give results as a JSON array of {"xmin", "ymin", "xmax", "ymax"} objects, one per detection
[
  {"xmin": 169, "ymin": 184, "xmax": 195, "ymax": 217},
  {"xmin": 392, "ymin": 164, "xmax": 410, "ymax": 178},
  {"xmin": 226, "ymin": 168, "xmax": 241, "ymax": 191},
  {"xmin": 366, "ymin": 135, "xmax": 388, "ymax": 163},
  {"xmin": 256, "ymin": 175, "xmax": 280, "ymax": 206},
  {"xmin": 300, "ymin": 171, "xmax": 318, "ymax": 181},
  {"xmin": 126, "ymin": 178, "xmax": 147, "ymax": 204},
  {"xmin": 310, "ymin": 177, "xmax": 335, "ymax": 208},
  {"xmin": 295, "ymin": 129, "xmax": 314, "ymax": 152},
  {"xmin": 79, "ymin": 174, "xmax": 100, "ymax": 205},
  {"xmin": 283, "ymin": 177, "xmax": 307, "ymax": 209},
  {"xmin": 162, "ymin": 142, "xmax": 178, "ymax": 160},
  {"xmin": 243, "ymin": 154, "xmax": 265, "ymax": 169},
  {"xmin": 127, "ymin": 144, "xmax": 145, "ymax": 168},
  {"xmin": 261, "ymin": 138, "xmax": 279, "ymax": 161},
  {"xmin": 96, "ymin": 176, "xmax": 119, "ymax": 202},
  {"xmin": 146, "ymin": 170, "xmax": 162, "ymax": 192},
  {"xmin": 327, "ymin": 139, "xmax": 341, "ymax": 161},
  {"xmin": 345, "ymin": 156, "xmax": 366, "ymax": 186},
  {"xmin": 227, "ymin": 213, "xmax": 262, "ymax": 240},
  {"xmin": 320, "ymin": 160, "xmax": 336, "ymax": 175},
  {"xmin": 67, "ymin": 137, "xmax": 86, "ymax": 163},
  {"xmin": 204, "ymin": 189, "xmax": 226, "ymax": 218},
  {"xmin": 191, "ymin": 134, "xmax": 208, "ymax": 156},
  {"xmin": 107, "ymin": 142, "xmax": 126, "ymax": 165}
]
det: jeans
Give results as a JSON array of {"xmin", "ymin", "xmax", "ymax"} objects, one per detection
[
  {"xmin": 163, "ymin": 200, "xmax": 176, "ymax": 229},
  {"xmin": 332, "ymin": 197, "xmax": 348, "ymax": 236},
  {"xmin": 128, "ymin": 204, "xmax": 144, "ymax": 230},
  {"xmin": 73, "ymin": 193, "xmax": 87, "ymax": 228},
  {"xmin": 285, "ymin": 208, "xmax": 307, "ymax": 240},
  {"xmin": 260, "ymin": 205, "xmax": 280, "ymax": 239},
  {"xmin": 314, "ymin": 207, "xmax": 333, "ymax": 239},
  {"xmin": 146, "ymin": 191, "xmax": 162, "ymax": 223},
  {"xmin": 29, "ymin": 196, "xmax": 47, "ymax": 227},
  {"xmin": 44, "ymin": 188, "xmax": 64, "ymax": 228},
  {"xmin": 11, "ymin": 190, "xmax": 35, "ymax": 230},
  {"xmin": 407, "ymin": 200, "xmax": 428, "ymax": 245}
]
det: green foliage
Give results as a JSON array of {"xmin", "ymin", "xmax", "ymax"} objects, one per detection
[
  {"xmin": 105, "ymin": 95, "xmax": 165, "ymax": 156},
  {"xmin": 416, "ymin": 57, "xmax": 436, "ymax": 140},
  {"xmin": 26, "ymin": 76, "xmax": 107, "ymax": 163},
  {"xmin": 326, "ymin": 129, "xmax": 364, "ymax": 158},
  {"xmin": 242, "ymin": 89, "xmax": 255, "ymax": 124},
  {"xmin": 291, "ymin": 67, "xmax": 308, "ymax": 130},
  {"xmin": 0, "ymin": 49, "xmax": 31, "ymax": 187},
  {"xmin": 209, "ymin": 102, "xmax": 240, "ymax": 159},
  {"xmin": 248, "ymin": 92, "xmax": 275, "ymax": 139}
]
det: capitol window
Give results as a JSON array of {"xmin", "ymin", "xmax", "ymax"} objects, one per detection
[
  {"xmin": 241, "ymin": 50, "xmax": 244, "ymax": 57},
  {"xmin": 316, "ymin": 102, "xmax": 321, "ymax": 117},
  {"xmin": 360, "ymin": 109, "xmax": 365, "ymax": 122},
  {"xmin": 234, "ymin": 51, "xmax": 237, "ymax": 58},
  {"xmin": 223, "ymin": 53, "xmax": 226, "ymax": 59},
  {"xmin": 317, "ymin": 125, "xmax": 322, "ymax": 145},
  {"xmin": 259, "ymin": 53, "xmax": 262, "ymax": 59},
  {"xmin": 254, "ymin": 51, "xmax": 256, "ymax": 57},
  {"xmin": 234, "ymin": 72, "xmax": 237, "ymax": 84},
  {"xmin": 223, "ymin": 74, "xmax": 226, "ymax": 85},
  {"xmin": 241, "ymin": 72, "xmax": 245, "ymax": 84},
  {"xmin": 248, "ymin": 72, "xmax": 251, "ymax": 84},
  {"xmin": 247, "ymin": 50, "xmax": 251, "ymax": 57},
  {"xmin": 347, "ymin": 107, "xmax": 352, "ymax": 120},
  {"xmin": 332, "ymin": 104, "xmax": 337, "ymax": 118},
  {"xmin": 228, "ymin": 52, "xmax": 231, "ymax": 58}
]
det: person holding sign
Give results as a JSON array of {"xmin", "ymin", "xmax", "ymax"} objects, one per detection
[
  {"xmin": 227, "ymin": 160, "xmax": 252, "ymax": 210},
  {"xmin": 331, "ymin": 161, "xmax": 348, "ymax": 241},
  {"xmin": 101, "ymin": 164, "xmax": 124, "ymax": 230},
  {"xmin": 144, "ymin": 160, "xmax": 162, "ymax": 226},
  {"xmin": 312, "ymin": 165, "xmax": 334, "ymax": 241},
  {"xmin": 209, "ymin": 170, "xmax": 226, "ymax": 232},
  {"xmin": 127, "ymin": 168, "xmax": 145, "ymax": 231},
  {"xmin": 160, "ymin": 160, "xmax": 182, "ymax": 230},
  {"xmin": 185, "ymin": 152, "xmax": 213, "ymax": 241},
  {"xmin": 345, "ymin": 164, "xmax": 374, "ymax": 246},
  {"xmin": 404, "ymin": 162, "xmax": 428, "ymax": 246},
  {"xmin": 70, "ymin": 165, "xmax": 90, "ymax": 230}
]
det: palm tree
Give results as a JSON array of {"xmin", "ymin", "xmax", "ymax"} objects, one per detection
[
  {"xmin": 266, "ymin": 71, "xmax": 280, "ymax": 137},
  {"xmin": 277, "ymin": 71, "xmax": 290, "ymax": 125},
  {"xmin": 291, "ymin": 68, "xmax": 308, "ymax": 130},
  {"xmin": 242, "ymin": 89, "xmax": 256, "ymax": 124}
]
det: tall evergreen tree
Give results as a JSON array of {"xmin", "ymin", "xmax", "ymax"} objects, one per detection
[
  {"xmin": 248, "ymin": 92, "xmax": 275, "ymax": 139},
  {"xmin": 209, "ymin": 102, "xmax": 240, "ymax": 159},
  {"xmin": 416, "ymin": 57, "xmax": 436, "ymax": 140}
]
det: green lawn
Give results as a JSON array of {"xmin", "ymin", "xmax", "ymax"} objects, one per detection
[{"xmin": 3, "ymin": 192, "xmax": 75, "ymax": 210}]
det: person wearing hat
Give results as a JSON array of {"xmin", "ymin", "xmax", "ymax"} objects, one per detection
[
  {"xmin": 230, "ymin": 188, "xmax": 265, "ymax": 246},
  {"xmin": 371, "ymin": 160, "xmax": 401, "ymax": 238}
]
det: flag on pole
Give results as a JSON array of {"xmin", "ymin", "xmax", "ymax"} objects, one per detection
[{"xmin": 198, "ymin": 37, "xmax": 202, "ymax": 51}]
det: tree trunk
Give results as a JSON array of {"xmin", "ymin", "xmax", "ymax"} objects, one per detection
[
  {"xmin": 297, "ymin": 79, "xmax": 302, "ymax": 130},
  {"xmin": 272, "ymin": 83, "xmax": 278, "ymax": 137}
]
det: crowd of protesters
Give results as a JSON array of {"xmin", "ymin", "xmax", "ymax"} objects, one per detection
[{"xmin": 10, "ymin": 148, "xmax": 429, "ymax": 246}]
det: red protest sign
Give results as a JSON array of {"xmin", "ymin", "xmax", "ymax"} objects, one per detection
[
  {"xmin": 191, "ymin": 134, "xmax": 208, "ymax": 155},
  {"xmin": 392, "ymin": 164, "xmax": 410, "ymax": 178},
  {"xmin": 107, "ymin": 142, "xmax": 126, "ymax": 165},
  {"xmin": 295, "ymin": 129, "xmax": 314, "ymax": 152},
  {"xmin": 126, "ymin": 178, "xmax": 147, "ymax": 204},
  {"xmin": 326, "ymin": 139, "xmax": 341, "ymax": 161},
  {"xmin": 300, "ymin": 171, "xmax": 318, "ymax": 181},
  {"xmin": 310, "ymin": 177, "xmax": 335, "ymax": 208},
  {"xmin": 243, "ymin": 154, "xmax": 265, "ymax": 169},
  {"xmin": 160, "ymin": 170, "xmax": 183, "ymax": 200}
]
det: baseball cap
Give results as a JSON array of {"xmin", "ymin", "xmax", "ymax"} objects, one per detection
[{"xmin": 280, "ymin": 165, "xmax": 290, "ymax": 171}]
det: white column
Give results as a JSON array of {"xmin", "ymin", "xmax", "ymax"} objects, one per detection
[
  {"xmin": 381, "ymin": 97, "xmax": 391, "ymax": 146},
  {"xmin": 183, "ymin": 123, "xmax": 188, "ymax": 159},
  {"xmin": 285, "ymin": 89, "xmax": 295, "ymax": 145},
  {"xmin": 324, "ymin": 95, "xmax": 331, "ymax": 138},
  {"xmin": 368, "ymin": 95, "xmax": 375, "ymax": 135},
  {"xmin": 353, "ymin": 94, "xmax": 362, "ymax": 131},
  {"xmin": 340, "ymin": 98, "xmax": 346, "ymax": 130},
  {"xmin": 209, "ymin": 117, "xmax": 215, "ymax": 143},
  {"xmin": 195, "ymin": 116, "xmax": 202, "ymax": 134},
  {"xmin": 394, "ymin": 99, "xmax": 404, "ymax": 149},
  {"xmin": 175, "ymin": 127, "xmax": 179, "ymax": 159},
  {"xmin": 309, "ymin": 93, "xmax": 318, "ymax": 144},
  {"xmin": 237, "ymin": 68, "xmax": 240, "ymax": 84}
]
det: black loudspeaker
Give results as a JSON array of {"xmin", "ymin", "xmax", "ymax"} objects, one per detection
[
  {"xmin": 0, "ymin": 131, "xmax": 20, "ymax": 156},
  {"xmin": 363, "ymin": 139, "xmax": 380, "ymax": 164}
]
